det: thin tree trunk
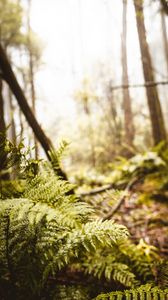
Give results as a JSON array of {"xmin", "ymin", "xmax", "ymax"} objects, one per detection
[
  {"xmin": 0, "ymin": 78, "xmax": 9, "ymax": 180},
  {"xmin": 107, "ymin": 85, "xmax": 122, "ymax": 144},
  {"xmin": 161, "ymin": 8, "xmax": 168, "ymax": 75},
  {"xmin": 19, "ymin": 108, "xmax": 24, "ymax": 142},
  {"xmin": 122, "ymin": 0, "xmax": 135, "ymax": 146},
  {"xmin": 0, "ymin": 79, "xmax": 6, "ymax": 134},
  {"xmin": 27, "ymin": 0, "xmax": 38, "ymax": 159},
  {"xmin": 84, "ymin": 100, "xmax": 96, "ymax": 168},
  {"xmin": 8, "ymin": 89, "xmax": 16, "ymax": 145},
  {"xmin": 0, "ymin": 43, "xmax": 67, "ymax": 180},
  {"xmin": 133, "ymin": 0, "xmax": 167, "ymax": 145}
]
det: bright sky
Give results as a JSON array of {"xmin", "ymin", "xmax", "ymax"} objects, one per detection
[{"xmin": 29, "ymin": 0, "xmax": 165, "ymax": 134}]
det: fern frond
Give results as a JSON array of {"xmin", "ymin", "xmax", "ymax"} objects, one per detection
[
  {"xmin": 0, "ymin": 196, "xmax": 129, "ymax": 293},
  {"xmin": 94, "ymin": 284, "xmax": 168, "ymax": 300},
  {"xmin": 48, "ymin": 140, "xmax": 69, "ymax": 175},
  {"xmin": 82, "ymin": 248, "xmax": 139, "ymax": 288},
  {"xmin": 82, "ymin": 235, "xmax": 159, "ymax": 288},
  {"xmin": 24, "ymin": 174, "xmax": 74, "ymax": 205},
  {"xmin": 157, "ymin": 260, "xmax": 168, "ymax": 288},
  {"xmin": 23, "ymin": 173, "xmax": 93, "ymax": 226},
  {"xmin": 119, "ymin": 240, "xmax": 159, "ymax": 281},
  {"xmin": 42, "ymin": 220, "xmax": 129, "ymax": 279},
  {"xmin": 51, "ymin": 284, "xmax": 90, "ymax": 300}
]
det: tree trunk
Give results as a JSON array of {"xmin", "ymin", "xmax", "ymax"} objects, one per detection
[
  {"xmin": 27, "ymin": 0, "xmax": 38, "ymax": 159},
  {"xmin": 8, "ymin": 89, "xmax": 16, "ymax": 145},
  {"xmin": 122, "ymin": 0, "xmax": 135, "ymax": 146},
  {"xmin": 133, "ymin": 0, "xmax": 167, "ymax": 145},
  {"xmin": 0, "ymin": 43, "xmax": 67, "ymax": 180},
  {"xmin": 161, "ymin": 7, "xmax": 168, "ymax": 75},
  {"xmin": 0, "ymin": 78, "xmax": 10, "ymax": 180},
  {"xmin": 107, "ymin": 84, "xmax": 122, "ymax": 145},
  {"xmin": 84, "ymin": 99, "xmax": 96, "ymax": 168},
  {"xmin": 160, "ymin": 0, "xmax": 168, "ymax": 15},
  {"xmin": 0, "ymin": 79, "xmax": 6, "ymax": 134}
]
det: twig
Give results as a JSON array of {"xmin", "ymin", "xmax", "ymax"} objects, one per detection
[
  {"xmin": 102, "ymin": 177, "xmax": 139, "ymax": 221},
  {"xmin": 79, "ymin": 184, "xmax": 114, "ymax": 197},
  {"xmin": 110, "ymin": 81, "xmax": 168, "ymax": 91}
]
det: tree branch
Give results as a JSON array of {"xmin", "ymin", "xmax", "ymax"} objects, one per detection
[
  {"xmin": 102, "ymin": 177, "xmax": 139, "ymax": 221},
  {"xmin": 110, "ymin": 81, "xmax": 168, "ymax": 91},
  {"xmin": 79, "ymin": 184, "xmax": 114, "ymax": 197}
]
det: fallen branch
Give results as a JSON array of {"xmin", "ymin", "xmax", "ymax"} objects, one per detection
[
  {"xmin": 102, "ymin": 177, "xmax": 139, "ymax": 221},
  {"xmin": 79, "ymin": 184, "xmax": 114, "ymax": 197}
]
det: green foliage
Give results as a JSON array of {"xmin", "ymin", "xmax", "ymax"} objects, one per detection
[
  {"xmin": 103, "ymin": 143, "xmax": 168, "ymax": 207},
  {"xmin": 83, "ymin": 251, "xmax": 139, "ymax": 288},
  {"xmin": 50, "ymin": 285, "xmax": 90, "ymax": 300},
  {"xmin": 94, "ymin": 284, "xmax": 168, "ymax": 300},
  {"xmin": 0, "ymin": 134, "xmax": 41, "ymax": 185},
  {"xmin": 0, "ymin": 134, "xmax": 23, "ymax": 173},
  {"xmin": 81, "ymin": 237, "xmax": 160, "ymax": 289},
  {"xmin": 156, "ymin": 260, "xmax": 168, "ymax": 288},
  {"xmin": 0, "ymin": 0, "xmax": 24, "ymax": 48},
  {"xmin": 48, "ymin": 140, "xmax": 69, "ymax": 175},
  {"xmin": 106, "ymin": 149, "xmax": 167, "ymax": 187},
  {"xmin": 0, "ymin": 166, "xmax": 129, "ymax": 298},
  {"xmin": 0, "ymin": 140, "xmax": 168, "ymax": 299}
]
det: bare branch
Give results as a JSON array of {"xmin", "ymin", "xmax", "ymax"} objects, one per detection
[
  {"xmin": 102, "ymin": 177, "xmax": 139, "ymax": 221},
  {"xmin": 110, "ymin": 81, "xmax": 168, "ymax": 91}
]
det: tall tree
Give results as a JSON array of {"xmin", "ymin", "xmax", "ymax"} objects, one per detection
[
  {"xmin": 8, "ymin": 88, "xmax": 17, "ymax": 145},
  {"xmin": 133, "ymin": 0, "xmax": 167, "ymax": 145},
  {"xmin": 0, "ymin": 79, "xmax": 10, "ymax": 180},
  {"xmin": 27, "ymin": 0, "xmax": 38, "ymax": 159},
  {"xmin": 160, "ymin": 5, "xmax": 168, "ymax": 74},
  {"xmin": 121, "ymin": 0, "xmax": 135, "ymax": 146},
  {"xmin": 0, "ymin": 80, "xmax": 6, "ymax": 135}
]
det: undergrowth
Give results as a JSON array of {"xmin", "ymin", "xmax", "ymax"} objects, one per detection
[{"xmin": 0, "ymin": 138, "xmax": 167, "ymax": 299}]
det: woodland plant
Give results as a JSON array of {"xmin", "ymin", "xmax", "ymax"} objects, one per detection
[
  {"xmin": 0, "ymin": 138, "xmax": 129, "ymax": 299},
  {"xmin": 0, "ymin": 139, "xmax": 167, "ymax": 299}
]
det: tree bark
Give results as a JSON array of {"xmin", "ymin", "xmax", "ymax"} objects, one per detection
[
  {"xmin": 8, "ymin": 89, "xmax": 16, "ymax": 145},
  {"xmin": 0, "ymin": 78, "xmax": 10, "ymax": 180},
  {"xmin": 160, "ymin": 7, "xmax": 168, "ymax": 75},
  {"xmin": 106, "ymin": 84, "xmax": 122, "ymax": 145},
  {"xmin": 0, "ymin": 79, "xmax": 6, "ymax": 134},
  {"xmin": 122, "ymin": 0, "xmax": 135, "ymax": 146},
  {"xmin": 160, "ymin": 0, "xmax": 168, "ymax": 15},
  {"xmin": 133, "ymin": 0, "xmax": 167, "ymax": 145},
  {"xmin": 0, "ymin": 43, "xmax": 67, "ymax": 179},
  {"xmin": 27, "ymin": 0, "xmax": 38, "ymax": 160}
]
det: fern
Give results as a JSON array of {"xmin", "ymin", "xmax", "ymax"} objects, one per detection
[
  {"xmin": 0, "ymin": 173, "xmax": 129, "ymax": 298},
  {"xmin": 0, "ymin": 140, "xmax": 167, "ymax": 299},
  {"xmin": 83, "ymin": 250, "xmax": 139, "ymax": 288},
  {"xmin": 80, "ymin": 236, "xmax": 162, "ymax": 291},
  {"xmin": 50, "ymin": 285, "xmax": 90, "ymax": 300},
  {"xmin": 23, "ymin": 172, "xmax": 93, "ymax": 227},
  {"xmin": 156, "ymin": 260, "xmax": 168, "ymax": 288},
  {"xmin": 94, "ymin": 284, "xmax": 168, "ymax": 300},
  {"xmin": 48, "ymin": 140, "xmax": 69, "ymax": 178},
  {"xmin": 118, "ymin": 239, "xmax": 159, "ymax": 282}
]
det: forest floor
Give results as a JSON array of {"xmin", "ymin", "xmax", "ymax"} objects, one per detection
[{"xmin": 78, "ymin": 176, "xmax": 168, "ymax": 260}]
